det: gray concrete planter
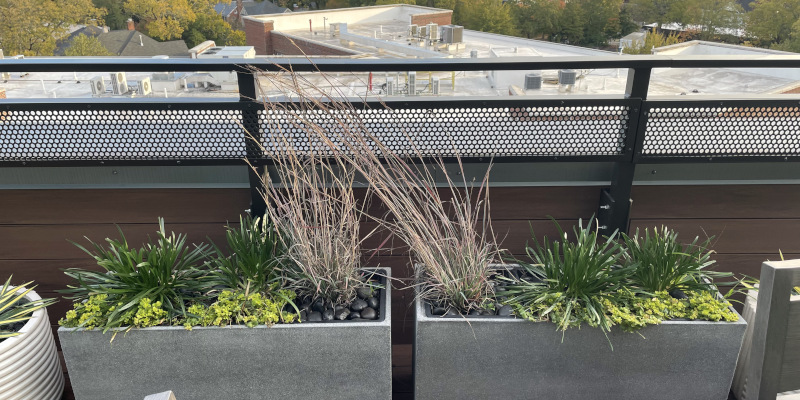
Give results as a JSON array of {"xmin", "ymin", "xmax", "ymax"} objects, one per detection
[
  {"xmin": 414, "ymin": 293, "xmax": 746, "ymax": 400},
  {"xmin": 59, "ymin": 268, "xmax": 391, "ymax": 400}
]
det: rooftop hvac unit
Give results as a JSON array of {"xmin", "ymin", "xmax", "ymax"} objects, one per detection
[
  {"xmin": 452, "ymin": 25, "xmax": 463, "ymax": 43},
  {"xmin": 110, "ymin": 72, "xmax": 128, "ymax": 95},
  {"xmin": 524, "ymin": 73, "xmax": 542, "ymax": 90},
  {"xmin": 432, "ymin": 77, "xmax": 441, "ymax": 95},
  {"xmin": 139, "ymin": 77, "xmax": 152, "ymax": 95},
  {"xmin": 470, "ymin": 49, "xmax": 478, "ymax": 58},
  {"xmin": 408, "ymin": 24, "xmax": 418, "ymax": 37},
  {"xmin": 386, "ymin": 77, "xmax": 395, "ymax": 95},
  {"xmin": 408, "ymin": 71, "xmax": 417, "ymax": 96},
  {"xmin": 90, "ymin": 77, "xmax": 106, "ymax": 95},
  {"xmin": 558, "ymin": 69, "xmax": 577, "ymax": 85},
  {"xmin": 441, "ymin": 25, "xmax": 464, "ymax": 44},
  {"xmin": 428, "ymin": 23, "xmax": 439, "ymax": 40},
  {"xmin": 418, "ymin": 26, "xmax": 428, "ymax": 38}
]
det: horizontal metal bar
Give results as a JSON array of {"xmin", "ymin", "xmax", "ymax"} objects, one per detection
[
  {"xmin": 636, "ymin": 155, "xmax": 800, "ymax": 164},
  {"xmin": 0, "ymin": 159, "xmax": 248, "ymax": 167},
  {"xmin": 3, "ymin": 55, "xmax": 800, "ymax": 73}
]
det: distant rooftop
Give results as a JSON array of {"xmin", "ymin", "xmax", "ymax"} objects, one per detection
[{"xmin": 55, "ymin": 26, "xmax": 189, "ymax": 57}]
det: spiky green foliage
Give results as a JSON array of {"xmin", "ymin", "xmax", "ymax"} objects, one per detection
[
  {"xmin": 0, "ymin": 277, "xmax": 56, "ymax": 339},
  {"xmin": 502, "ymin": 219, "xmax": 634, "ymax": 333},
  {"xmin": 621, "ymin": 227, "xmax": 732, "ymax": 293},
  {"xmin": 61, "ymin": 218, "xmax": 210, "ymax": 331},
  {"xmin": 205, "ymin": 215, "xmax": 285, "ymax": 295}
]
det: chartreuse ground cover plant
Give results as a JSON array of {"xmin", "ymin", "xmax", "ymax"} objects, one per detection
[{"xmin": 0, "ymin": 276, "xmax": 55, "ymax": 339}]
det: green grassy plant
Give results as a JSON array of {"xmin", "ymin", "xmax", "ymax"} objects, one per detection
[
  {"xmin": 61, "ymin": 218, "xmax": 210, "ymax": 331},
  {"xmin": 621, "ymin": 227, "xmax": 732, "ymax": 293},
  {"xmin": 502, "ymin": 219, "xmax": 634, "ymax": 333},
  {"xmin": 0, "ymin": 277, "xmax": 55, "ymax": 339},
  {"xmin": 205, "ymin": 214, "xmax": 285, "ymax": 295}
]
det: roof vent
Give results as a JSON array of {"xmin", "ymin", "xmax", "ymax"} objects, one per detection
[{"xmin": 524, "ymin": 73, "xmax": 542, "ymax": 90}]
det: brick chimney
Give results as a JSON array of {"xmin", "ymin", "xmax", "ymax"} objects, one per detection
[{"xmin": 127, "ymin": 18, "xmax": 135, "ymax": 31}]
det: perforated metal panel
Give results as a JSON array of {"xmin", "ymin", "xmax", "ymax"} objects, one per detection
[
  {"xmin": 642, "ymin": 105, "xmax": 800, "ymax": 157},
  {"xmin": 258, "ymin": 105, "xmax": 630, "ymax": 158},
  {"xmin": 0, "ymin": 109, "xmax": 246, "ymax": 161}
]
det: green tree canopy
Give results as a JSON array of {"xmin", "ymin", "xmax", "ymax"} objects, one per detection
[
  {"xmin": 64, "ymin": 33, "xmax": 114, "ymax": 56},
  {"xmin": 0, "ymin": 0, "xmax": 106, "ymax": 56},
  {"xmin": 183, "ymin": 13, "xmax": 246, "ymax": 48},
  {"xmin": 746, "ymin": 0, "xmax": 800, "ymax": 48},
  {"xmin": 453, "ymin": 0, "xmax": 518, "ymax": 36}
]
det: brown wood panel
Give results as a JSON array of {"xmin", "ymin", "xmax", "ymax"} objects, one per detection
[
  {"xmin": 0, "ymin": 189, "xmax": 250, "ymax": 225},
  {"xmin": 485, "ymin": 186, "xmax": 601, "ymax": 220},
  {"xmin": 0, "ymin": 223, "xmax": 229, "ymax": 260},
  {"xmin": 0, "ymin": 259, "xmax": 95, "ymax": 293},
  {"xmin": 629, "ymin": 219, "xmax": 800, "ymax": 254},
  {"xmin": 630, "ymin": 185, "xmax": 800, "ymax": 219}
]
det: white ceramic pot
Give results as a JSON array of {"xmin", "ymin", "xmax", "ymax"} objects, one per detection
[{"xmin": 0, "ymin": 287, "xmax": 64, "ymax": 400}]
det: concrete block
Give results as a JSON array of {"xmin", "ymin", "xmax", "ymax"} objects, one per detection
[
  {"xmin": 143, "ymin": 391, "xmax": 176, "ymax": 400},
  {"xmin": 60, "ymin": 269, "xmax": 391, "ymax": 400},
  {"xmin": 414, "ymin": 293, "xmax": 746, "ymax": 400}
]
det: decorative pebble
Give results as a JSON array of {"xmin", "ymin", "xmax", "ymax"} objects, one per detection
[
  {"xmin": 348, "ymin": 311, "xmax": 361, "ymax": 320},
  {"xmin": 350, "ymin": 299, "xmax": 368, "ymax": 312},
  {"xmin": 322, "ymin": 309, "xmax": 335, "ymax": 321},
  {"xmin": 356, "ymin": 287, "xmax": 372, "ymax": 300},
  {"xmin": 497, "ymin": 305, "xmax": 513, "ymax": 317},
  {"xmin": 335, "ymin": 308, "xmax": 350, "ymax": 321},
  {"xmin": 444, "ymin": 309, "xmax": 458, "ymax": 317},
  {"xmin": 431, "ymin": 307, "xmax": 446, "ymax": 316},
  {"xmin": 307, "ymin": 311, "xmax": 322, "ymax": 322},
  {"xmin": 367, "ymin": 296, "xmax": 379, "ymax": 309},
  {"xmin": 669, "ymin": 289, "xmax": 688, "ymax": 300},
  {"xmin": 468, "ymin": 309, "xmax": 482, "ymax": 316},
  {"xmin": 360, "ymin": 307, "xmax": 377, "ymax": 320},
  {"xmin": 311, "ymin": 299, "xmax": 326, "ymax": 313}
]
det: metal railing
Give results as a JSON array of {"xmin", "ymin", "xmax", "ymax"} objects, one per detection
[{"xmin": 3, "ymin": 56, "xmax": 800, "ymax": 234}]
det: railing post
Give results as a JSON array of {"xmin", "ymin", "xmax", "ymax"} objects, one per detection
[
  {"xmin": 238, "ymin": 69, "xmax": 267, "ymax": 218},
  {"xmin": 598, "ymin": 67, "xmax": 651, "ymax": 237}
]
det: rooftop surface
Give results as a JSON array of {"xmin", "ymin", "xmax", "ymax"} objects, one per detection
[{"xmin": 2, "ymin": 5, "xmax": 800, "ymax": 99}]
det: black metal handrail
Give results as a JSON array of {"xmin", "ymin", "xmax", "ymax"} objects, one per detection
[{"xmin": 2, "ymin": 56, "xmax": 800, "ymax": 234}]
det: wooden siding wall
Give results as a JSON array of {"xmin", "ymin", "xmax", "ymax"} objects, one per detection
[{"xmin": 0, "ymin": 185, "xmax": 796, "ymax": 347}]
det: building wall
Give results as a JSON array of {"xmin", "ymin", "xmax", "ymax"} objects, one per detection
[{"xmin": 244, "ymin": 18, "xmax": 274, "ymax": 55}]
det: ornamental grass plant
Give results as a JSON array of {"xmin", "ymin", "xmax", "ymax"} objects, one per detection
[
  {"xmin": 61, "ymin": 218, "xmax": 209, "ymax": 332},
  {"xmin": 254, "ymin": 74, "xmax": 377, "ymax": 307},
  {"xmin": 501, "ymin": 219, "xmax": 634, "ymax": 333},
  {"xmin": 205, "ymin": 214, "xmax": 286, "ymax": 295},
  {"xmin": 0, "ymin": 276, "xmax": 55, "ymax": 339},
  {"xmin": 500, "ymin": 220, "xmax": 739, "ymax": 338},
  {"xmin": 250, "ymin": 67, "xmax": 502, "ymax": 315},
  {"xmin": 621, "ymin": 226, "xmax": 732, "ymax": 294}
]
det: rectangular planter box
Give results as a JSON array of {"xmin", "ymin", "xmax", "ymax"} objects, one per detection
[
  {"xmin": 59, "ymin": 268, "xmax": 391, "ymax": 400},
  {"xmin": 414, "ymin": 292, "xmax": 746, "ymax": 400}
]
